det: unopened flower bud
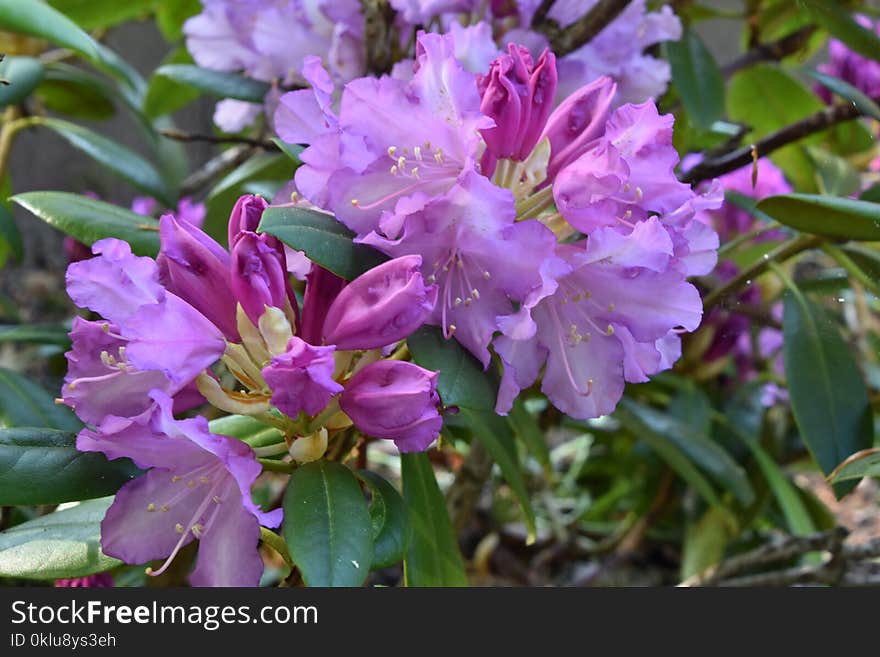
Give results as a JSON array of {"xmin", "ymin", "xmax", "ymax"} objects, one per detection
[
  {"xmin": 228, "ymin": 194, "xmax": 269, "ymax": 248},
  {"xmin": 230, "ymin": 232, "xmax": 290, "ymax": 326}
]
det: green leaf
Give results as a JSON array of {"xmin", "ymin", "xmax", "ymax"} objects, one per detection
[
  {"xmin": 407, "ymin": 325, "xmax": 496, "ymax": 411},
  {"xmin": 460, "ymin": 408, "xmax": 536, "ymax": 542},
  {"xmin": 207, "ymin": 152, "xmax": 287, "ymax": 201},
  {"xmin": 155, "ymin": 0, "xmax": 201, "ymax": 42},
  {"xmin": 781, "ymin": 287, "xmax": 873, "ymax": 489},
  {"xmin": 508, "ymin": 399, "xmax": 551, "ymax": 472},
  {"xmin": 0, "ymin": 497, "xmax": 119, "ymax": 580},
  {"xmin": 806, "ymin": 147, "xmax": 861, "ymax": 197},
  {"xmin": 12, "ymin": 191, "xmax": 160, "ymax": 257},
  {"xmin": 681, "ymin": 506, "xmax": 737, "ymax": 580},
  {"xmin": 840, "ymin": 244, "xmax": 880, "ymax": 282},
  {"xmin": 807, "ymin": 69, "xmax": 880, "ymax": 122},
  {"xmin": 662, "ymin": 29, "xmax": 725, "ymax": 129},
  {"xmin": 143, "ymin": 48, "xmax": 200, "ymax": 119},
  {"xmin": 36, "ymin": 64, "xmax": 116, "ymax": 119},
  {"xmin": 0, "ymin": 203, "xmax": 22, "ymax": 266},
  {"xmin": 0, "ymin": 55, "xmax": 43, "ymax": 107},
  {"xmin": 0, "ymin": 367, "xmax": 80, "ymax": 431},
  {"xmin": 828, "ymin": 448, "xmax": 880, "ymax": 483},
  {"xmin": 258, "ymin": 205, "xmax": 388, "ymax": 281},
  {"xmin": 47, "ymin": 0, "xmax": 159, "ymax": 30},
  {"xmin": 154, "ymin": 64, "xmax": 270, "ymax": 103},
  {"xmin": 29, "ymin": 118, "xmax": 173, "ymax": 205},
  {"xmin": 757, "ymin": 193, "xmax": 880, "ymax": 241},
  {"xmin": 802, "ymin": 0, "xmax": 880, "ymax": 61},
  {"xmin": 727, "ymin": 65, "xmax": 826, "ymax": 191},
  {"xmin": 357, "ymin": 470, "xmax": 411, "ymax": 570},
  {"xmin": 0, "ymin": 427, "xmax": 138, "ymax": 505},
  {"xmin": 208, "ymin": 415, "xmax": 282, "ymax": 449},
  {"xmin": 0, "ymin": 0, "xmax": 101, "ymax": 62},
  {"xmin": 400, "ymin": 452, "xmax": 468, "ymax": 586},
  {"xmin": 617, "ymin": 399, "xmax": 755, "ymax": 506},
  {"xmin": 282, "ymin": 460, "xmax": 373, "ymax": 587},
  {"xmin": 271, "ymin": 138, "xmax": 304, "ymax": 164},
  {"xmin": 0, "ymin": 323, "xmax": 70, "ymax": 347}
]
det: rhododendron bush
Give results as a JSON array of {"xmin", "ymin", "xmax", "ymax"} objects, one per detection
[{"xmin": 0, "ymin": 0, "xmax": 879, "ymax": 588}]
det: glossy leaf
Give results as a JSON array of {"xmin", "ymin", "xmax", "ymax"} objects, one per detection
[
  {"xmin": 757, "ymin": 193, "xmax": 880, "ymax": 241},
  {"xmin": 0, "ymin": 367, "xmax": 80, "ymax": 431},
  {"xmin": 407, "ymin": 325, "xmax": 496, "ymax": 411},
  {"xmin": 259, "ymin": 205, "xmax": 387, "ymax": 281},
  {"xmin": 662, "ymin": 29, "xmax": 724, "ymax": 129},
  {"xmin": 357, "ymin": 470, "xmax": 411, "ymax": 570},
  {"xmin": 0, "ymin": 497, "xmax": 119, "ymax": 580},
  {"xmin": 0, "ymin": 428, "xmax": 138, "ymax": 505},
  {"xmin": 12, "ymin": 192, "xmax": 160, "ymax": 257},
  {"xmin": 0, "ymin": 56, "xmax": 43, "ymax": 107},
  {"xmin": 30, "ymin": 118, "xmax": 173, "ymax": 205},
  {"xmin": 282, "ymin": 460, "xmax": 373, "ymax": 587},
  {"xmin": 154, "ymin": 64, "xmax": 270, "ymax": 103},
  {"xmin": 401, "ymin": 452, "xmax": 468, "ymax": 586},
  {"xmin": 782, "ymin": 287, "xmax": 873, "ymax": 489}
]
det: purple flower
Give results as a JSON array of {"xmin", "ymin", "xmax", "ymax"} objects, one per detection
[
  {"xmin": 817, "ymin": 15, "xmax": 880, "ymax": 102},
  {"xmin": 262, "ymin": 337, "xmax": 343, "ymax": 417},
  {"xmin": 361, "ymin": 172, "xmax": 558, "ymax": 366},
  {"xmin": 300, "ymin": 263, "xmax": 347, "ymax": 344},
  {"xmin": 340, "ymin": 360, "xmax": 442, "ymax": 452},
  {"xmin": 227, "ymin": 194, "xmax": 269, "ymax": 248},
  {"xmin": 495, "ymin": 225, "xmax": 703, "ymax": 419},
  {"xmin": 478, "ymin": 45, "xmax": 557, "ymax": 164},
  {"xmin": 157, "ymin": 213, "xmax": 239, "ymax": 341},
  {"xmin": 230, "ymin": 231, "xmax": 291, "ymax": 326},
  {"xmin": 322, "ymin": 255, "xmax": 438, "ymax": 350},
  {"xmin": 77, "ymin": 391, "xmax": 281, "ymax": 587}
]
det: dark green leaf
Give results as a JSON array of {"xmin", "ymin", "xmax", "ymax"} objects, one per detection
[
  {"xmin": 662, "ymin": 29, "xmax": 725, "ymax": 129},
  {"xmin": 0, "ymin": 427, "xmax": 138, "ymax": 505},
  {"xmin": 0, "ymin": 203, "xmax": 22, "ymax": 266},
  {"xmin": 282, "ymin": 460, "xmax": 373, "ymax": 587},
  {"xmin": 400, "ymin": 452, "xmax": 468, "ymax": 586},
  {"xmin": 757, "ymin": 193, "xmax": 880, "ymax": 241},
  {"xmin": 0, "ymin": 497, "xmax": 119, "ymax": 579},
  {"xmin": 30, "ymin": 118, "xmax": 173, "ymax": 205},
  {"xmin": 407, "ymin": 325, "xmax": 496, "ymax": 411},
  {"xmin": 155, "ymin": 64, "xmax": 270, "ymax": 103},
  {"xmin": 460, "ymin": 408, "xmax": 536, "ymax": 542},
  {"xmin": 0, "ymin": 323, "xmax": 70, "ymax": 347},
  {"xmin": 841, "ymin": 244, "xmax": 880, "ymax": 281},
  {"xmin": 802, "ymin": 0, "xmax": 880, "ymax": 61},
  {"xmin": 807, "ymin": 69, "xmax": 880, "ymax": 121},
  {"xmin": 357, "ymin": 470, "xmax": 411, "ymax": 570},
  {"xmin": 36, "ymin": 65, "xmax": 116, "ymax": 120},
  {"xmin": 0, "ymin": 55, "xmax": 43, "ymax": 107},
  {"xmin": 0, "ymin": 367, "xmax": 80, "ymax": 431},
  {"xmin": 259, "ymin": 205, "xmax": 388, "ymax": 281},
  {"xmin": 782, "ymin": 287, "xmax": 873, "ymax": 489},
  {"xmin": 618, "ymin": 399, "xmax": 755, "ymax": 506},
  {"xmin": 12, "ymin": 192, "xmax": 160, "ymax": 257},
  {"xmin": 0, "ymin": 0, "xmax": 101, "ymax": 62}
]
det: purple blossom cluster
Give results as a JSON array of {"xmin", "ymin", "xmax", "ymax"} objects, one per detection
[
  {"xmin": 277, "ymin": 32, "xmax": 721, "ymax": 420},
  {"xmin": 184, "ymin": 0, "xmax": 681, "ymax": 131},
  {"xmin": 63, "ymin": 195, "xmax": 444, "ymax": 585}
]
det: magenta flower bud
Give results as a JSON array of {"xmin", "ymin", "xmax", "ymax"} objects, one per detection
[
  {"xmin": 157, "ymin": 213, "xmax": 239, "ymax": 340},
  {"xmin": 262, "ymin": 337, "xmax": 343, "ymax": 417},
  {"xmin": 301, "ymin": 263, "xmax": 347, "ymax": 345},
  {"xmin": 230, "ymin": 231, "xmax": 291, "ymax": 326},
  {"xmin": 478, "ymin": 45, "xmax": 558, "ymax": 162},
  {"xmin": 340, "ymin": 360, "xmax": 442, "ymax": 453},
  {"xmin": 322, "ymin": 255, "xmax": 437, "ymax": 351},
  {"xmin": 542, "ymin": 75, "xmax": 617, "ymax": 182},
  {"xmin": 228, "ymin": 194, "xmax": 269, "ymax": 248}
]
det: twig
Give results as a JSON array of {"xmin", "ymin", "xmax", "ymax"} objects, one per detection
[
  {"xmin": 179, "ymin": 144, "xmax": 253, "ymax": 196},
  {"xmin": 544, "ymin": 0, "xmax": 633, "ymax": 57},
  {"xmin": 681, "ymin": 100, "xmax": 869, "ymax": 185},
  {"xmin": 160, "ymin": 128, "xmax": 276, "ymax": 150},
  {"xmin": 701, "ymin": 235, "xmax": 822, "ymax": 311},
  {"xmin": 530, "ymin": 0, "xmax": 557, "ymax": 28},
  {"xmin": 721, "ymin": 26, "xmax": 817, "ymax": 78}
]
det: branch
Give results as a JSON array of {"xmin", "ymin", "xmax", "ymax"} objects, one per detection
[
  {"xmin": 681, "ymin": 100, "xmax": 866, "ymax": 185},
  {"xmin": 530, "ymin": 0, "xmax": 557, "ymax": 28},
  {"xmin": 545, "ymin": 0, "xmax": 633, "ymax": 57},
  {"xmin": 179, "ymin": 144, "xmax": 254, "ymax": 196},
  {"xmin": 160, "ymin": 128, "xmax": 276, "ymax": 150},
  {"xmin": 721, "ymin": 26, "xmax": 817, "ymax": 78}
]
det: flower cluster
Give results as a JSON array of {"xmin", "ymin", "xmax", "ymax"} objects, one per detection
[
  {"xmin": 184, "ymin": 0, "xmax": 681, "ymax": 131},
  {"xmin": 278, "ymin": 32, "xmax": 720, "ymax": 420},
  {"xmin": 63, "ymin": 195, "xmax": 443, "ymax": 585}
]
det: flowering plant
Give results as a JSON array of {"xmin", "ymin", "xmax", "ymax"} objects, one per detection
[{"xmin": 1, "ymin": 0, "xmax": 879, "ymax": 588}]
